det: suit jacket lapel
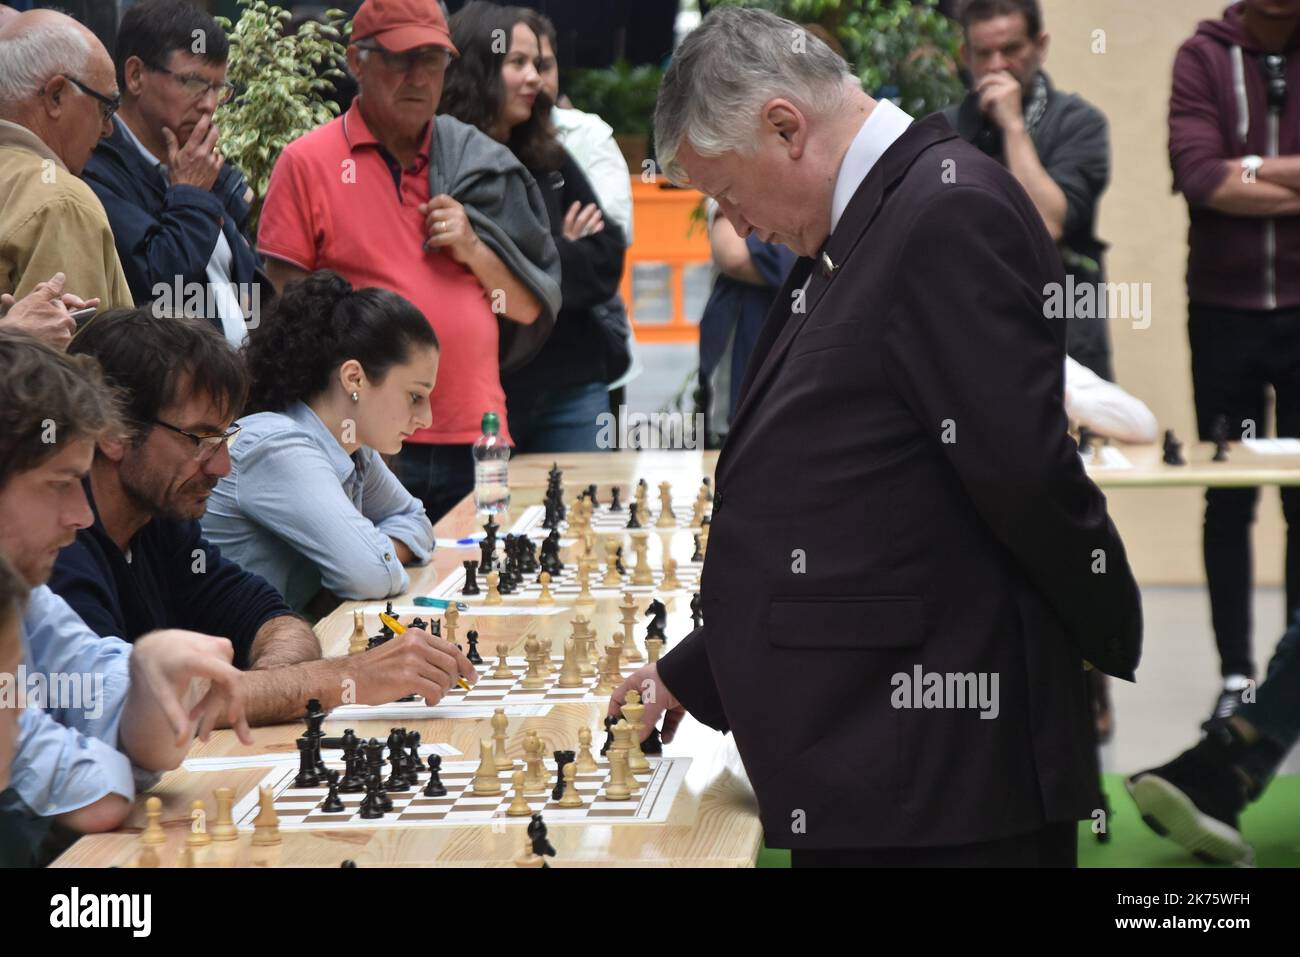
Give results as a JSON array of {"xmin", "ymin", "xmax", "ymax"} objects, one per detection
[{"xmin": 715, "ymin": 113, "xmax": 960, "ymax": 484}]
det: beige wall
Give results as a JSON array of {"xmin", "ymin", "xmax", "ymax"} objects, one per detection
[{"xmin": 1040, "ymin": 0, "xmax": 1287, "ymax": 585}]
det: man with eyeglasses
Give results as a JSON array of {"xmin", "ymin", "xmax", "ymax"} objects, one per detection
[
  {"xmin": 82, "ymin": 0, "xmax": 258, "ymax": 348},
  {"xmin": 48, "ymin": 307, "xmax": 475, "ymax": 727},
  {"xmin": 0, "ymin": 10, "xmax": 133, "ymax": 325}
]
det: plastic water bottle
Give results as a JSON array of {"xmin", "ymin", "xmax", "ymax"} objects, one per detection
[{"xmin": 473, "ymin": 411, "xmax": 511, "ymax": 514}]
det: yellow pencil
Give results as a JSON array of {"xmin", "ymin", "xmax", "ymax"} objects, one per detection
[{"xmin": 380, "ymin": 612, "xmax": 472, "ymax": 690}]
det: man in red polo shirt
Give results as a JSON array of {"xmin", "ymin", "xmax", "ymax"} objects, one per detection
[{"xmin": 258, "ymin": 0, "xmax": 545, "ymax": 523}]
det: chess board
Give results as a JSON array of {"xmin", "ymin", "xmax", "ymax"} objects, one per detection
[
  {"xmin": 334, "ymin": 654, "xmax": 653, "ymax": 712},
  {"xmin": 511, "ymin": 500, "xmax": 711, "ymax": 536},
  {"xmin": 230, "ymin": 753, "xmax": 690, "ymax": 829},
  {"xmin": 429, "ymin": 556, "xmax": 703, "ymax": 603}
]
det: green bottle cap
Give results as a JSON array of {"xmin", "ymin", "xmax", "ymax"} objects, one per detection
[{"xmin": 481, "ymin": 412, "xmax": 500, "ymax": 434}]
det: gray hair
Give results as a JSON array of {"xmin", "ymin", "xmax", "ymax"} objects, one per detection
[
  {"xmin": 0, "ymin": 22, "xmax": 92, "ymax": 107},
  {"xmin": 654, "ymin": 7, "xmax": 856, "ymax": 185}
]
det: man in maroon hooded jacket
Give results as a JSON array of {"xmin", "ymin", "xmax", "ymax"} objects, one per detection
[{"xmin": 1169, "ymin": 0, "xmax": 1300, "ymax": 723}]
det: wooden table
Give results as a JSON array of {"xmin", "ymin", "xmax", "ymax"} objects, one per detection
[{"xmin": 50, "ymin": 442, "xmax": 1300, "ymax": 867}]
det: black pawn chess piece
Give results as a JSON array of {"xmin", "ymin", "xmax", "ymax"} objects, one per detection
[
  {"xmin": 626, "ymin": 504, "xmax": 641, "ymax": 529},
  {"xmin": 359, "ymin": 773, "xmax": 386, "ymax": 820},
  {"xmin": 691, "ymin": 534, "xmax": 703, "ymax": 563},
  {"xmin": 466, "ymin": 629, "xmax": 483, "ymax": 665},
  {"xmin": 702, "ymin": 477, "xmax": 713, "ymax": 501},
  {"xmin": 615, "ymin": 545, "xmax": 625, "ymax": 576},
  {"xmin": 463, "ymin": 559, "xmax": 481, "ymax": 596},
  {"xmin": 294, "ymin": 735, "xmax": 320, "ymax": 788},
  {"xmin": 341, "ymin": 860, "xmax": 357, "ymax": 867},
  {"xmin": 1212, "ymin": 414, "xmax": 1231, "ymax": 462},
  {"xmin": 609, "ymin": 485, "xmax": 622, "ymax": 512},
  {"xmin": 587, "ymin": 484, "xmax": 598, "ymax": 506},
  {"xmin": 321, "ymin": 770, "xmax": 345, "ymax": 813},
  {"xmin": 690, "ymin": 592, "xmax": 704, "ymax": 631},
  {"xmin": 423, "ymin": 754, "xmax": 447, "ymax": 797},
  {"xmin": 1162, "ymin": 429, "xmax": 1186, "ymax": 466},
  {"xmin": 551, "ymin": 750, "xmax": 575, "ymax": 802},
  {"xmin": 385, "ymin": 730, "xmax": 411, "ymax": 791}
]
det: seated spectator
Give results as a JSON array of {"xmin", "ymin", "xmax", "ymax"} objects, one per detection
[
  {"xmin": 0, "ymin": 272, "xmax": 97, "ymax": 350},
  {"xmin": 0, "ymin": 331, "xmax": 248, "ymax": 866},
  {"xmin": 0, "ymin": 10, "xmax": 133, "ymax": 310},
  {"xmin": 202, "ymin": 271, "xmax": 436, "ymax": 614},
  {"xmin": 51, "ymin": 309, "xmax": 475, "ymax": 726},
  {"xmin": 82, "ymin": 0, "xmax": 260, "ymax": 346},
  {"xmin": 257, "ymin": 0, "xmax": 559, "ymax": 524},
  {"xmin": 442, "ymin": 2, "xmax": 626, "ymax": 454}
]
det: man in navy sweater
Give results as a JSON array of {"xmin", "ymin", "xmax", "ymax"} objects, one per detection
[{"xmin": 50, "ymin": 309, "xmax": 476, "ymax": 726}]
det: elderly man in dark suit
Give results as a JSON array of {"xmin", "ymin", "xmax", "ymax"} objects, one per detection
[{"xmin": 612, "ymin": 6, "xmax": 1143, "ymax": 867}]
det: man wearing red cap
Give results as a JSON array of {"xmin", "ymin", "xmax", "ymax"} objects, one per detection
[{"xmin": 258, "ymin": 0, "xmax": 555, "ymax": 523}]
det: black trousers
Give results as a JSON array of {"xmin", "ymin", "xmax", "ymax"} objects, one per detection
[
  {"xmin": 789, "ymin": 821, "xmax": 1078, "ymax": 868},
  {"xmin": 1189, "ymin": 303, "xmax": 1300, "ymax": 678},
  {"xmin": 393, "ymin": 442, "xmax": 475, "ymax": 527}
]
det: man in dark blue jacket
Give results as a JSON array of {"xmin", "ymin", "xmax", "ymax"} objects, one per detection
[{"xmin": 81, "ymin": 0, "xmax": 261, "ymax": 345}]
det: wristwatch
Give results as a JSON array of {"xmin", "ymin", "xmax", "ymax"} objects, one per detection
[{"xmin": 1242, "ymin": 154, "xmax": 1264, "ymax": 175}]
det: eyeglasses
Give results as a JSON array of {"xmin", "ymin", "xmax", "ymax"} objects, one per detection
[
  {"xmin": 152, "ymin": 419, "xmax": 241, "ymax": 461},
  {"xmin": 356, "ymin": 42, "xmax": 453, "ymax": 75},
  {"xmin": 59, "ymin": 74, "xmax": 121, "ymax": 121},
  {"xmin": 144, "ymin": 62, "xmax": 235, "ymax": 105}
]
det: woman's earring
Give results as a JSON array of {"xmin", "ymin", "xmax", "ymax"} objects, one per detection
[{"xmin": 351, "ymin": 391, "xmax": 360, "ymax": 402}]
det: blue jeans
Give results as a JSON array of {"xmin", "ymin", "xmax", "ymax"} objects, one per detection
[
  {"xmin": 394, "ymin": 443, "xmax": 475, "ymax": 526},
  {"xmin": 506, "ymin": 382, "xmax": 611, "ymax": 454}
]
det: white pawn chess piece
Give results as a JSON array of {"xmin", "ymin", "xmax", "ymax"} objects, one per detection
[
  {"xmin": 660, "ymin": 556, "xmax": 681, "ymax": 591},
  {"xmin": 443, "ymin": 604, "xmax": 460, "ymax": 649},
  {"xmin": 603, "ymin": 539, "xmax": 622, "ymax": 586},
  {"xmin": 473, "ymin": 739, "xmax": 503, "ymax": 795},
  {"xmin": 631, "ymin": 532, "xmax": 653, "ymax": 585},
  {"xmin": 492, "ymin": 642, "xmax": 513, "ymax": 680},
  {"xmin": 186, "ymin": 799, "xmax": 211, "ymax": 848},
  {"xmin": 575, "ymin": 726, "xmax": 598, "ymax": 773},
  {"xmin": 140, "ymin": 795, "xmax": 166, "ymax": 846},
  {"xmin": 506, "ymin": 770, "xmax": 532, "ymax": 816},
  {"xmin": 558, "ymin": 762, "xmax": 583, "ymax": 808},
  {"xmin": 575, "ymin": 559, "xmax": 595, "ymax": 608},
  {"xmin": 523, "ymin": 732, "xmax": 548, "ymax": 794},
  {"xmin": 520, "ymin": 637, "xmax": 546, "ymax": 689},
  {"xmin": 646, "ymin": 637, "xmax": 664, "ymax": 663},
  {"xmin": 537, "ymin": 570, "xmax": 555, "ymax": 605},
  {"xmin": 485, "ymin": 569, "xmax": 502, "ymax": 605}
]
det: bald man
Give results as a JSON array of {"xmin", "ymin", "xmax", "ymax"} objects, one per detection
[{"xmin": 0, "ymin": 10, "xmax": 133, "ymax": 315}]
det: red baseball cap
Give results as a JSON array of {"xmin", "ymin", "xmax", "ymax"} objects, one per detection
[{"xmin": 351, "ymin": 0, "xmax": 459, "ymax": 55}]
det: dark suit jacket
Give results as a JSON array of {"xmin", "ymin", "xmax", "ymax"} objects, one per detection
[{"xmin": 658, "ymin": 114, "xmax": 1142, "ymax": 851}]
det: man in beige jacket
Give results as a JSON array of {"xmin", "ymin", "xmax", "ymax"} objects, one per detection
[{"xmin": 0, "ymin": 9, "xmax": 132, "ymax": 335}]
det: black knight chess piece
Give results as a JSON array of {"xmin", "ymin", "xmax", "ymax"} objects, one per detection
[
  {"xmin": 528, "ymin": 812, "xmax": 556, "ymax": 865},
  {"xmin": 644, "ymin": 599, "xmax": 668, "ymax": 644}
]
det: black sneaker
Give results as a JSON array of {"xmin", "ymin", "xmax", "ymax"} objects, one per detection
[{"xmin": 1126, "ymin": 729, "xmax": 1254, "ymax": 866}]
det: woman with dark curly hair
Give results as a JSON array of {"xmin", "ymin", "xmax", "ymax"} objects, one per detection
[
  {"xmin": 440, "ymin": 2, "xmax": 627, "ymax": 453},
  {"xmin": 201, "ymin": 270, "xmax": 439, "ymax": 613}
]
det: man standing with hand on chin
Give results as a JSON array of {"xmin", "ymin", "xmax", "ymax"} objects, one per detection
[{"xmin": 83, "ymin": 0, "xmax": 260, "ymax": 346}]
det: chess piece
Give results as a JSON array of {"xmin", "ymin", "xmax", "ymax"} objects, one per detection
[
  {"xmin": 660, "ymin": 556, "xmax": 681, "ymax": 590},
  {"xmin": 630, "ymin": 532, "xmax": 653, "ymax": 585},
  {"xmin": 506, "ymin": 770, "xmax": 533, "ymax": 816},
  {"xmin": 485, "ymin": 569, "xmax": 502, "ymax": 605},
  {"xmin": 523, "ymin": 731, "xmax": 548, "ymax": 794},
  {"xmin": 462, "ymin": 559, "xmax": 481, "ymax": 595},
  {"xmin": 558, "ymin": 762, "xmax": 583, "ymax": 808},
  {"xmin": 646, "ymin": 637, "xmax": 664, "ymax": 663},
  {"xmin": 348, "ymin": 609, "xmax": 368, "ymax": 655},
  {"xmin": 541, "ymin": 636, "xmax": 556, "ymax": 673},
  {"xmin": 515, "ymin": 841, "xmax": 546, "ymax": 868},
  {"xmin": 609, "ymin": 485, "xmax": 622, "ymax": 511},
  {"xmin": 472, "ymin": 739, "xmax": 503, "ymax": 795},
  {"xmin": 520, "ymin": 637, "xmax": 547, "ymax": 689},
  {"xmin": 466, "ymin": 628, "xmax": 483, "ymax": 665},
  {"xmin": 211, "ymin": 787, "xmax": 237, "ymax": 842},
  {"xmin": 136, "ymin": 843, "xmax": 159, "ymax": 868},
  {"xmin": 622, "ymin": 696, "xmax": 650, "ymax": 773},
  {"xmin": 614, "ymin": 722, "xmax": 641, "ymax": 794},
  {"xmin": 141, "ymin": 795, "xmax": 166, "ymax": 846},
  {"xmin": 321, "ymin": 770, "xmax": 346, "ymax": 813},
  {"xmin": 1162, "ymin": 429, "xmax": 1186, "ymax": 466},
  {"xmin": 607, "ymin": 631, "xmax": 624, "ymax": 674},
  {"xmin": 422, "ymin": 754, "xmax": 447, "ymax": 796},
  {"xmin": 489, "ymin": 642, "xmax": 512, "ymax": 680},
  {"xmin": 294, "ymin": 735, "xmax": 320, "ymax": 788},
  {"xmin": 575, "ymin": 559, "xmax": 595, "ymax": 608},
  {"xmin": 691, "ymin": 533, "xmax": 703, "ymax": 563},
  {"xmin": 558, "ymin": 636, "xmax": 584, "ymax": 688},
  {"xmin": 178, "ymin": 846, "xmax": 195, "ymax": 868},
  {"xmin": 691, "ymin": 496, "xmax": 705, "ymax": 528},
  {"xmin": 1212, "ymin": 414, "xmax": 1231, "ymax": 462},
  {"xmin": 251, "ymin": 787, "xmax": 281, "ymax": 846},
  {"xmin": 575, "ymin": 726, "xmax": 598, "ymax": 772},
  {"xmin": 690, "ymin": 591, "xmax": 704, "ymax": 630},
  {"xmin": 602, "ymin": 540, "xmax": 622, "ymax": 586},
  {"xmin": 186, "ymin": 799, "xmax": 212, "ymax": 847},
  {"xmin": 699, "ymin": 522, "xmax": 710, "ymax": 559},
  {"xmin": 443, "ymin": 604, "xmax": 459, "ymax": 651},
  {"xmin": 656, "ymin": 481, "xmax": 675, "ymax": 527},
  {"xmin": 536, "ymin": 570, "xmax": 555, "ymax": 605},
  {"xmin": 603, "ymin": 747, "xmax": 632, "ymax": 800},
  {"xmin": 619, "ymin": 593, "xmax": 643, "ymax": 663},
  {"xmin": 492, "ymin": 707, "xmax": 513, "ymax": 769},
  {"xmin": 593, "ymin": 653, "xmax": 618, "ymax": 696}
]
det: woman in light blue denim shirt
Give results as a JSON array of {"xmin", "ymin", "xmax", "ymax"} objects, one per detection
[{"xmin": 202, "ymin": 271, "xmax": 439, "ymax": 613}]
